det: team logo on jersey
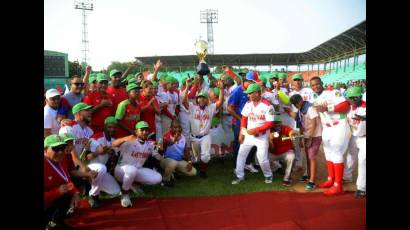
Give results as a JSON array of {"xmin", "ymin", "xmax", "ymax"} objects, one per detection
[{"xmin": 268, "ymin": 108, "xmax": 274, "ymax": 115}]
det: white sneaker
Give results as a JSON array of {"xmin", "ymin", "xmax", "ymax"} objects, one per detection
[
  {"xmin": 121, "ymin": 194, "xmax": 132, "ymax": 208},
  {"xmin": 231, "ymin": 176, "xmax": 244, "ymax": 185},
  {"xmin": 245, "ymin": 164, "xmax": 259, "ymax": 173}
]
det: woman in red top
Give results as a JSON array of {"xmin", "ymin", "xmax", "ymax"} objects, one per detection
[{"xmin": 44, "ymin": 134, "xmax": 80, "ymax": 229}]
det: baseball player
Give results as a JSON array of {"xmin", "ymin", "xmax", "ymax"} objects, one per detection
[
  {"xmin": 160, "ymin": 76, "xmax": 179, "ymax": 135},
  {"xmin": 178, "ymin": 76, "xmax": 193, "ymax": 141},
  {"xmin": 85, "ymin": 117, "xmax": 122, "ymax": 208},
  {"xmin": 153, "ymin": 81, "xmax": 165, "ymax": 142},
  {"xmin": 343, "ymin": 86, "xmax": 366, "ymax": 198},
  {"xmin": 232, "ymin": 83, "xmax": 275, "ymax": 185},
  {"xmin": 115, "ymin": 83, "xmax": 142, "ymax": 138},
  {"xmin": 112, "ymin": 121, "xmax": 163, "ymax": 208},
  {"xmin": 181, "ymin": 79, "xmax": 224, "ymax": 178},
  {"xmin": 310, "ymin": 77, "xmax": 351, "ymax": 196}
]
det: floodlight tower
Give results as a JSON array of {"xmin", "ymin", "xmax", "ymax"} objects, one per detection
[
  {"xmin": 200, "ymin": 9, "xmax": 218, "ymax": 54},
  {"xmin": 74, "ymin": 0, "xmax": 93, "ymax": 65}
]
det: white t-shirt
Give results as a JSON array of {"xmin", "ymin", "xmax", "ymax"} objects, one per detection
[
  {"xmin": 44, "ymin": 105, "xmax": 61, "ymax": 135},
  {"xmin": 241, "ymin": 98, "xmax": 275, "ymax": 143},
  {"xmin": 347, "ymin": 101, "xmax": 366, "ymax": 137},
  {"xmin": 118, "ymin": 139, "xmax": 158, "ymax": 168},
  {"xmin": 59, "ymin": 121, "xmax": 94, "ymax": 156},
  {"xmin": 89, "ymin": 132, "xmax": 117, "ymax": 165},
  {"xmin": 301, "ymin": 106, "xmax": 322, "ymax": 138},
  {"xmin": 185, "ymin": 102, "xmax": 217, "ymax": 136}
]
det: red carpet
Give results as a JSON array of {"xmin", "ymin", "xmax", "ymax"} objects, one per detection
[{"xmin": 67, "ymin": 191, "xmax": 365, "ymax": 230}]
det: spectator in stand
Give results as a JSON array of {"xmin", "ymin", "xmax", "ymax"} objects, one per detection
[
  {"xmin": 84, "ymin": 73, "xmax": 115, "ymax": 133},
  {"xmin": 44, "ymin": 134, "xmax": 80, "ymax": 230}
]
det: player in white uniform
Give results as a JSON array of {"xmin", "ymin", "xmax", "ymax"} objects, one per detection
[
  {"xmin": 112, "ymin": 121, "xmax": 163, "ymax": 208},
  {"xmin": 153, "ymin": 81, "xmax": 165, "ymax": 142},
  {"xmin": 310, "ymin": 77, "xmax": 351, "ymax": 196},
  {"xmin": 85, "ymin": 117, "xmax": 121, "ymax": 207},
  {"xmin": 181, "ymin": 80, "xmax": 224, "ymax": 178},
  {"xmin": 232, "ymin": 83, "xmax": 275, "ymax": 184},
  {"xmin": 160, "ymin": 76, "xmax": 179, "ymax": 135},
  {"xmin": 343, "ymin": 87, "xmax": 366, "ymax": 198},
  {"xmin": 178, "ymin": 76, "xmax": 193, "ymax": 141}
]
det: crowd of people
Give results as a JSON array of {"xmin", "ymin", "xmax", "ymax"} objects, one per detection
[{"xmin": 44, "ymin": 61, "xmax": 366, "ymax": 230}]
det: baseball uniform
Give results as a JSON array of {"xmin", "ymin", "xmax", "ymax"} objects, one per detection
[
  {"xmin": 115, "ymin": 99, "xmax": 141, "ymax": 138},
  {"xmin": 344, "ymin": 101, "xmax": 366, "ymax": 192},
  {"xmin": 114, "ymin": 139, "xmax": 162, "ymax": 191},
  {"xmin": 59, "ymin": 121, "xmax": 94, "ymax": 158},
  {"xmin": 88, "ymin": 132, "xmax": 121, "ymax": 196},
  {"xmin": 235, "ymin": 98, "xmax": 275, "ymax": 179}
]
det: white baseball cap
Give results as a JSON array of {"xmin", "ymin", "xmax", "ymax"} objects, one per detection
[{"xmin": 45, "ymin": 89, "xmax": 60, "ymax": 99}]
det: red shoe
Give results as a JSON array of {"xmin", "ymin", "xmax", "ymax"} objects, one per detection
[
  {"xmin": 318, "ymin": 177, "xmax": 334, "ymax": 188},
  {"xmin": 324, "ymin": 182, "xmax": 343, "ymax": 196},
  {"xmin": 318, "ymin": 161, "xmax": 335, "ymax": 188}
]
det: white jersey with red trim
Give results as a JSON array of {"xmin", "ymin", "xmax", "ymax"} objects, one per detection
[
  {"xmin": 347, "ymin": 101, "xmax": 366, "ymax": 137},
  {"xmin": 223, "ymin": 84, "xmax": 238, "ymax": 114},
  {"xmin": 241, "ymin": 98, "xmax": 275, "ymax": 143},
  {"xmin": 59, "ymin": 121, "xmax": 94, "ymax": 156},
  {"xmin": 262, "ymin": 90, "xmax": 277, "ymax": 106},
  {"xmin": 118, "ymin": 139, "xmax": 158, "ymax": 168},
  {"xmin": 89, "ymin": 132, "xmax": 117, "ymax": 165},
  {"xmin": 289, "ymin": 87, "xmax": 314, "ymax": 103},
  {"xmin": 312, "ymin": 89, "xmax": 348, "ymax": 127},
  {"xmin": 185, "ymin": 102, "xmax": 217, "ymax": 136}
]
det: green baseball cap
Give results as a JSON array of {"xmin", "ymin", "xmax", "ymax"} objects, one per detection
[
  {"xmin": 159, "ymin": 73, "xmax": 168, "ymax": 81},
  {"xmin": 44, "ymin": 134, "xmax": 66, "ymax": 148},
  {"xmin": 89, "ymin": 73, "xmax": 97, "ymax": 83},
  {"xmin": 72, "ymin": 102, "xmax": 93, "ymax": 114},
  {"xmin": 110, "ymin": 69, "xmax": 122, "ymax": 77},
  {"xmin": 104, "ymin": 116, "xmax": 117, "ymax": 125},
  {"xmin": 126, "ymin": 83, "xmax": 140, "ymax": 92},
  {"xmin": 244, "ymin": 83, "xmax": 261, "ymax": 94},
  {"xmin": 96, "ymin": 73, "xmax": 109, "ymax": 82},
  {"xmin": 277, "ymin": 73, "xmax": 287, "ymax": 79},
  {"xmin": 212, "ymin": 87, "xmax": 220, "ymax": 96},
  {"xmin": 136, "ymin": 121, "xmax": 149, "ymax": 129},
  {"xmin": 269, "ymin": 72, "xmax": 278, "ymax": 79},
  {"xmin": 165, "ymin": 76, "xmax": 175, "ymax": 84},
  {"xmin": 292, "ymin": 74, "xmax": 303, "ymax": 81},
  {"xmin": 346, "ymin": 86, "xmax": 362, "ymax": 98},
  {"xmin": 152, "ymin": 81, "xmax": 159, "ymax": 87},
  {"xmin": 196, "ymin": 91, "xmax": 208, "ymax": 98},
  {"xmin": 239, "ymin": 68, "xmax": 249, "ymax": 74},
  {"xmin": 273, "ymin": 115, "xmax": 282, "ymax": 122},
  {"xmin": 61, "ymin": 133, "xmax": 75, "ymax": 143},
  {"xmin": 127, "ymin": 78, "xmax": 139, "ymax": 85},
  {"xmin": 221, "ymin": 74, "xmax": 233, "ymax": 81},
  {"xmin": 122, "ymin": 74, "xmax": 135, "ymax": 83}
]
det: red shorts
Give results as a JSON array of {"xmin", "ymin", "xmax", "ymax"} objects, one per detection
[{"xmin": 304, "ymin": 136, "xmax": 322, "ymax": 160}]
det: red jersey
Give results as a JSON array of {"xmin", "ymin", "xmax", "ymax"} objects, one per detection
[
  {"xmin": 84, "ymin": 91, "xmax": 115, "ymax": 133},
  {"xmin": 44, "ymin": 156, "xmax": 78, "ymax": 209},
  {"xmin": 106, "ymin": 86, "xmax": 128, "ymax": 111},
  {"xmin": 271, "ymin": 125, "xmax": 294, "ymax": 155},
  {"xmin": 139, "ymin": 93, "xmax": 160, "ymax": 134},
  {"xmin": 115, "ymin": 99, "xmax": 141, "ymax": 138}
]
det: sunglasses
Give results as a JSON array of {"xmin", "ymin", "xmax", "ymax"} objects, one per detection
[
  {"xmin": 72, "ymin": 82, "xmax": 85, "ymax": 86},
  {"xmin": 51, "ymin": 145, "xmax": 67, "ymax": 152}
]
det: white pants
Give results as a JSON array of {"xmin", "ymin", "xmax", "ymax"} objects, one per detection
[
  {"xmin": 114, "ymin": 165, "xmax": 162, "ymax": 191},
  {"xmin": 179, "ymin": 111, "xmax": 191, "ymax": 141},
  {"xmin": 344, "ymin": 136, "xmax": 366, "ymax": 191},
  {"xmin": 191, "ymin": 134, "xmax": 212, "ymax": 163},
  {"xmin": 322, "ymin": 120, "xmax": 351, "ymax": 163},
  {"xmin": 268, "ymin": 150, "xmax": 295, "ymax": 181},
  {"xmin": 87, "ymin": 163, "xmax": 121, "ymax": 196},
  {"xmin": 235, "ymin": 140, "xmax": 272, "ymax": 179}
]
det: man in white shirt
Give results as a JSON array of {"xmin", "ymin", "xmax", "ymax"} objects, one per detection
[{"xmin": 44, "ymin": 89, "xmax": 62, "ymax": 137}]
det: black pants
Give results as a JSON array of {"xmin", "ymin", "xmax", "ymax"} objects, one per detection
[
  {"xmin": 44, "ymin": 193, "xmax": 72, "ymax": 226},
  {"xmin": 232, "ymin": 121, "xmax": 257, "ymax": 168}
]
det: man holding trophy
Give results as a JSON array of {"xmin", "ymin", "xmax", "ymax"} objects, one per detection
[{"xmin": 180, "ymin": 40, "xmax": 224, "ymax": 178}]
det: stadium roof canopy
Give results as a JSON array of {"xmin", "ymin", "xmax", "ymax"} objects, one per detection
[{"xmin": 135, "ymin": 20, "xmax": 365, "ymax": 67}]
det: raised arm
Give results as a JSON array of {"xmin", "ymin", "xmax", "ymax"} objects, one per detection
[
  {"xmin": 120, "ymin": 62, "xmax": 137, "ymax": 82},
  {"xmin": 151, "ymin": 60, "xmax": 162, "ymax": 82},
  {"xmin": 215, "ymin": 80, "xmax": 224, "ymax": 109}
]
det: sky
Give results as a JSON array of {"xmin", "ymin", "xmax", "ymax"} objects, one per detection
[{"xmin": 44, "ymin": 0, "xmax": 366, "ymax": 71}]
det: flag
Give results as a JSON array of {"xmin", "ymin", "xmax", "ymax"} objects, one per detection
[{"xmin": 55, "ymin": 84, "xmax": 63, "ymax": 95}]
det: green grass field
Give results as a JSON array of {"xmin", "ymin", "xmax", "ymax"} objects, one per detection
[{"xmin": 112, "ymin": 155, "xmax": 291, "ymax": 199}]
